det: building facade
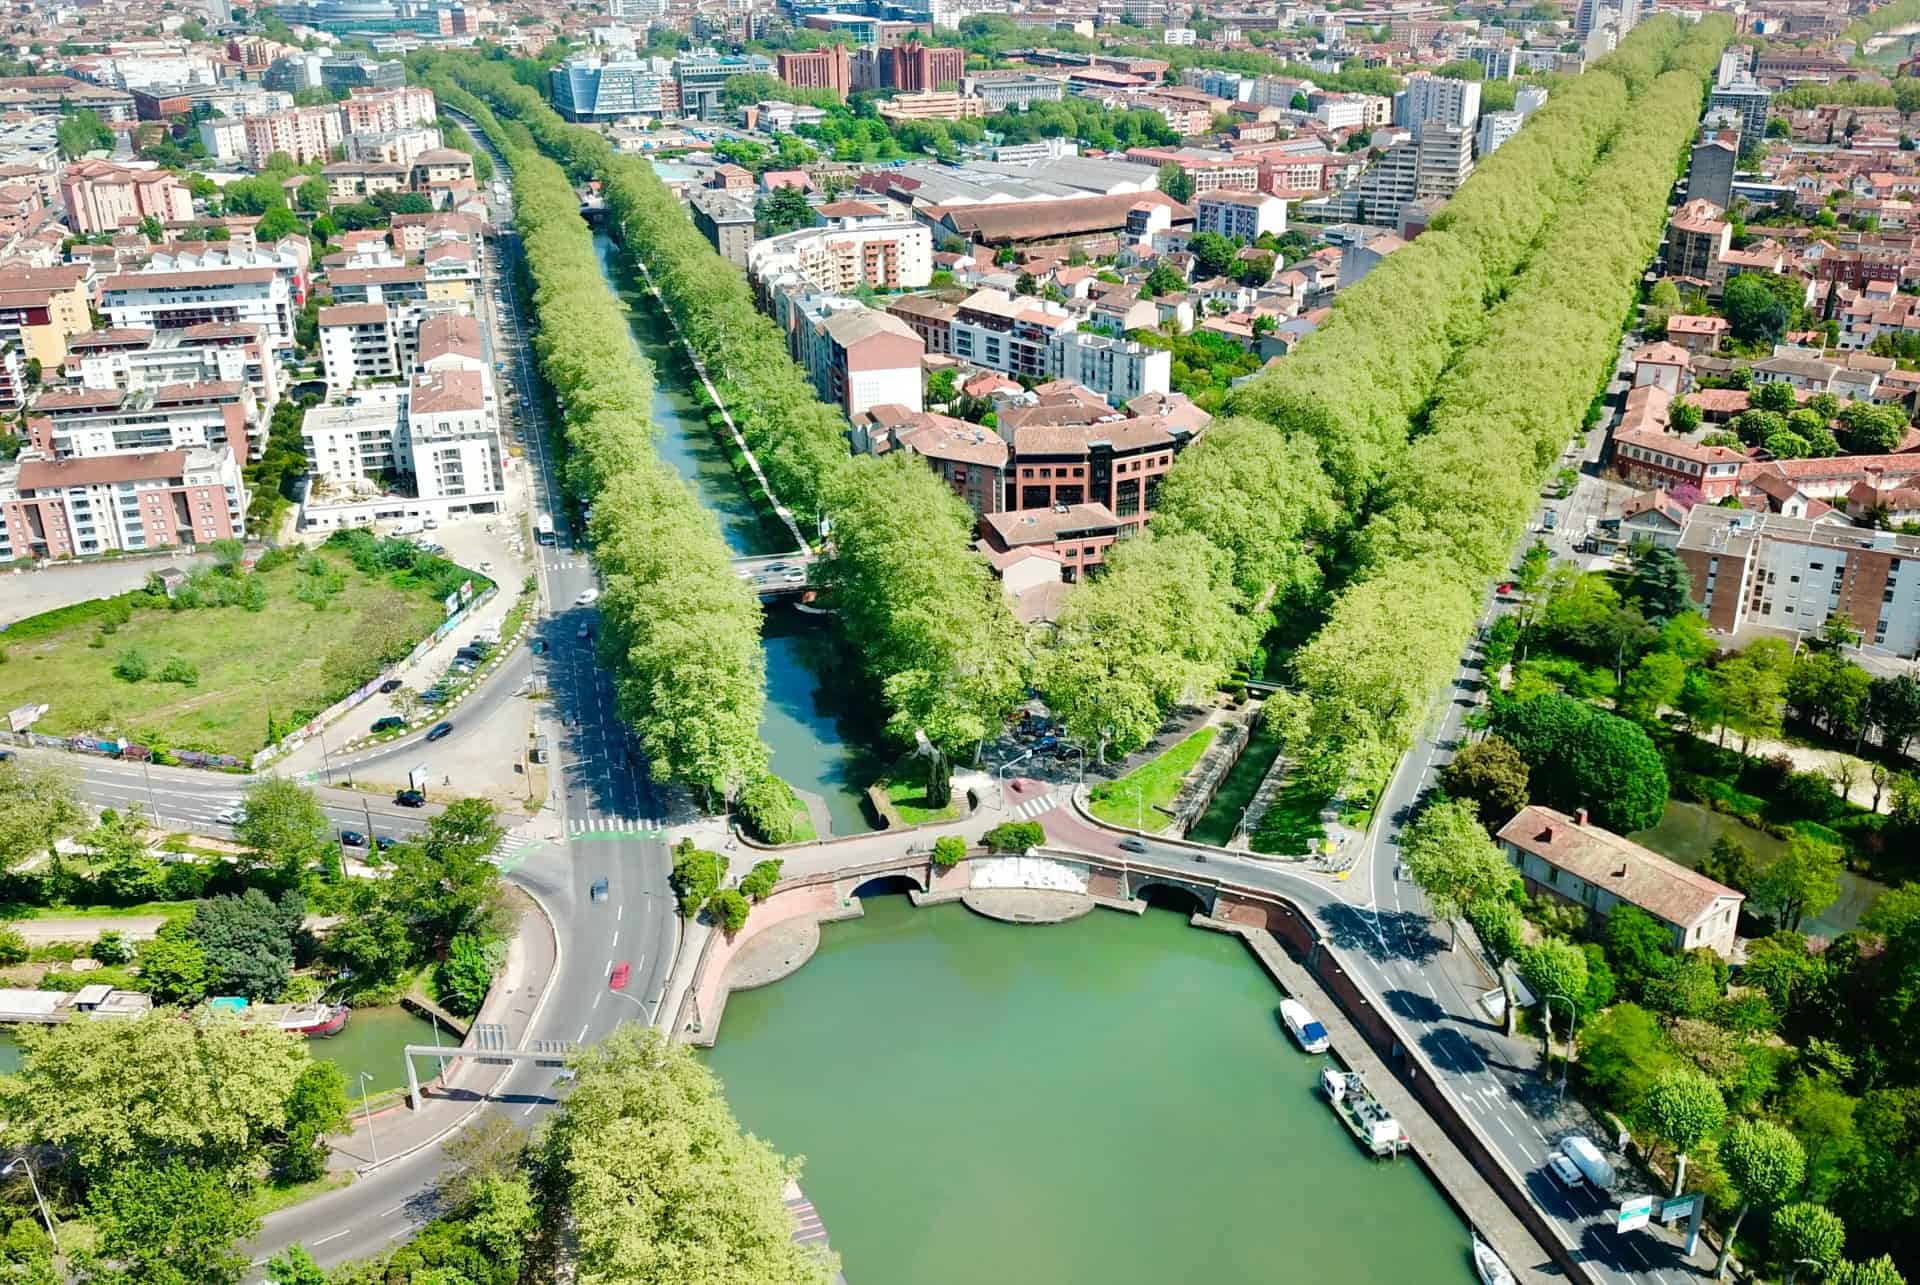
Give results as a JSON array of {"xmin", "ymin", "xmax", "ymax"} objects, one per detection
[{"xmin": 0, "ymin": 447, "xmax": 246, "ymax": 561}]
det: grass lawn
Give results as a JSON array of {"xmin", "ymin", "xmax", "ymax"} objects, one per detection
[
  {"xmin": 1186, "ymin": 719, "xmax": 1286, "ymax": 846},
  {"xmin": 785, "ymin": 801, "xmax": 818, "ymax": 843},
  {"xmin": 1249, "ymin": 772, "xmax": 1332, "ymax": 856},
  {"xmin": 16, "ymin": 900, "xmax": 198, "ymax": 920},
  {"xmin": 245, "ymin": 1170, "xmax": 352, "ymax": 1218},
  {"xmin": 1088, "ymin": 726, "xmax": 1218, "ymax": 832},
  {"xmin": 0, "ymin": 547, "xmax": 446, "ymax": 758},
  {"xmin": 885, "ymin": 773, "xmax": 962, "ymax": 826}
]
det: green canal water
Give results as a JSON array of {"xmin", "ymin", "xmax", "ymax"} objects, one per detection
[
  {"xmin": 590, "ymin": 231, "xmax": 878, "ymax": 836},
  {"xmin": 702, "ymin": 894, "xmax": 1470, "ymax": 1284},
  {"xmin": 0, "ymin": 1004, "xmax": 437, "ymax": 1093}
]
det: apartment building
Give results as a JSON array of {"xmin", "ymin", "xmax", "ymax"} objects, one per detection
[
  {"xmin": 876, "ymin": 91, "xmax": 986, "ymax": 123},
  {"xmin": 406, "ymin": 369, "xmax": 502, "ymax": 503},
  {"xmin": 28, "ymin": 381, "xmax": 257, "ymax": 460},
  {"xmin": 235, "ymin": 104, "xmax": 346, "ymax": 168},
  {"xmin": 883, "ymin": 42, "xmax": 964, "ymax": 93},
  {"xmin": 100, "ymin": 267, "xmax": 295, "ymax": 351},
  {"xmin": 980, "ymin": 502, "xmax": 1122, "ymax": 581},
  {"xmin": 343, "ymin": 128, "xmax": 442, "ymax": 168},
  {"xmin": 1317, "ymin": 126, "xmax": 1474, "ymax": 223},
  {"xmin": 795, "ymin": 304, "xmax": 924, "ymax": 418},
  {"xmin": 1047, "ymin": 330, "xmax": 1171, "ymax": 404},
  {"xmin": 550, "ymin": 54, "xmax": 677, "ymax": 121},
  {"xmin": 0, "ymin": 446, "xmax": 246, "ymax": 561},
  {"xmin": 1394, "ymin": 73, "xmax": 1481, "ymax": 135},
  {"xmin": 777, "ymin": 45, "xmax": 851, "ymax": 102},
  {"xmin": 862, "ymin": 405, "xmax": 1009, "ymax": 515},
  {"xmin": 961, "ymin": 72, "xmax": 1065, "ymax": 112},
  {"xmin": 1665, "ymin": 199, "xmax": 1732, "ymax": 281},
  {"xmin": 318, "ymin": 302, "xmax": 402, "ymax": 386},
  {"xmin": 300, "ymin": 372, "xmax": 503, "ymax": 528},
  {"xmin": 1007, "ymin": 413, "xmax": 1184, "ymax": 531},
  {"xmin": 748, "ymin": 210, "xmax": 934, "ymax": 293},
  {"xmin": 1193, "ymin": 189, "xmax": 1286, "ymax": 242},
  {"xmin": 61, "ymin": 324, "xmax": 280, "ymax": 415},
  {"xmin": 342, "ymin": 85, "xmax": 437, "ymax": 135},
  {"xmin": 949, "ymin": 289, "xmax": 1074, "ymax": 381},
  {"xmin": 0, "ymin": 264, "xmax": 93, "ymax": 368},
  {"xmin": 58, "ymin": 161, "xmax": 194, "ymax": 235},
  {"xmin": 691, "ymin": 190, "xmax": 756, "ymax": 267},
  {"xmin": 1678, "ymin": 505, "xmax": 1920, "ymax": 655}
]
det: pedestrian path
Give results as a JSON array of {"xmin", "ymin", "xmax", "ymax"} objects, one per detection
[
  {"xmin": 1008, "ymin": 787, "xmax": 1070, "ymax": 822},
  {"xmin": 566, "ymin": 815, "xmax": 667, "ymax": 839}
]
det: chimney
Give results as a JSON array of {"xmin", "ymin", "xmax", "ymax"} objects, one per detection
[{"xmin": 1576, "ymin": 807, "xmax": 1589, "ymax": 826}]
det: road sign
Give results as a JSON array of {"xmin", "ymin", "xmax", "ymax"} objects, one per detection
[
  {"xmin": 1660, "ymin": 1195, "xmax": 1701, "ymax": 1224},
  {"xmin": 1617, "ymin": 1196, "xmax": 1655, "ymax": 1233}
]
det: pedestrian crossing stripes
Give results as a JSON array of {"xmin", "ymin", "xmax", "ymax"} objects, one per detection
[
  {"xmin": 486, "ymin": 837, "xmax": 543, "ymax": 874},
  {"xmin": 1008, "ymin": 788, "xmax": 1068, "ymax": 822},
  {"xmin": 566, "ymin": 816, "xmax": 666, "ymax": 839}
]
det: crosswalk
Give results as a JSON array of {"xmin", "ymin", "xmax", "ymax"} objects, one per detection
[
  {"xmin": 1008, "ymin": 788, "xmax": 1069, "ymax": 822},
  {"xmin": 566, "ymin": 816, "xmax": 666, "ymax": 839},
  {"xmin": 486, "ymin": 836, "xmax": 544, "ymax": 875}
]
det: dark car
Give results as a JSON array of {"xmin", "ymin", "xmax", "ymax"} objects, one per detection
[
  {"xmin": 425, "ymin": 721, "xmax": 454, "ymax": 742},
  {"xmin": 1118, "ymin": 836, "xmax": 1149, "ymax": 854},
  {"xmin": 378, "ymin": 678, "xmax": 404, "ymax": 694},
  {"xmin": 590, "ymin": 877, "xmax": 609, "ymax": 903},
  {"xmin": 395, "ymin": 789, "xmax": 427, "ymax": 808},
  {"xmin": 421, "ymin": 688, "xmax": 448, "ymax": 704},
  {"xmin": 373, "ymin": 835, "xmax": 396, "ymax": 852},
  {"xmin": 531, "ymin": 638, "xmax": 547, "ymax": 655},
  {"xmin": 371, "ymin": 716, "xmax": 405, "ymax": 734},
  {"xmin": 339, "ymin": 830, "xmax": 368, "ymax": 848},
  {"xmin": 456, "ymin": 644, "xmax": 488, "ymax": 661}
]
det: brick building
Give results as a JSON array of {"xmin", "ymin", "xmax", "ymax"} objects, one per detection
[
  {"xmin": 0, "ymin": 446, "xmax": 246, "ymax": 561},
  {"xmin": 58, "ymin": 160, "xmax": 194, "ymax": 235}
]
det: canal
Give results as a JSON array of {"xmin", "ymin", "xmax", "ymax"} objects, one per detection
[
  {"xmin": 590, "ymin": 231, "xmax": 877, "ymax": 835},
  {"xmin": 701, "ymin": 894, "xmax": 1470, "ymax": 1284},
  {"xmin": 0, "ymin": 1004, "xmax": 438, "ymax": 1093}
]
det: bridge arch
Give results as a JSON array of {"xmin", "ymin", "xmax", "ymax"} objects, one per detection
[
  {"xmin": 1131, "ymin": 879, "xmax": 1214, "ymax": 917},
  {"xmin": 850, "ymin": 872, "xmax": 925, "ymax": 900}
]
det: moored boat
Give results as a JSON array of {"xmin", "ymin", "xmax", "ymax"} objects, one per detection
[
  {"xmin": 1473, "ymin": 1236, "xmax": 1515, "ymax": 1285},
  {"xmin": 1279, "ymin": 998, "xmax": 1331, "ymax": 1054},
  {"xmin": 1320, "ymin": 1066, "xmax": 1409, "ymax": 1157},
  {"xmin": 205, "ymin": 997, "xmax": 350, "ymax": 1037}
]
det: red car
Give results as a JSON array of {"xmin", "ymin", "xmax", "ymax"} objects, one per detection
[{"xmin": 609, "ymin": 962, "xmax": 631, "ymax": 991}]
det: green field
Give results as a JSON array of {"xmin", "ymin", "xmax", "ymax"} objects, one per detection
[
  {"xmin": 0, "ymin": 544, "xmax": 451, "ymax": 758},
  {"xmin": 1088, "ymin": 726, "xmax": 1218, "ymax": 832}
]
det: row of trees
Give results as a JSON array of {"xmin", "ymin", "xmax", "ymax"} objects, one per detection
[
  {"xmin": 1296, "ymin": 33, "xmax": 1728, "ymax": 803},
  {"xmin": 419, "ymin": 77, "xmax": 773, "ymax": 807},
  {"xmin": 430, "ymin": 59, "xmax": 1030, "ymax": 777}
]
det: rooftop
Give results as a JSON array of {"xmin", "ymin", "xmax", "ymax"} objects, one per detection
[{"xmin": 1497, "ymin": 805, "xmax": 1742, "ymax": 929}]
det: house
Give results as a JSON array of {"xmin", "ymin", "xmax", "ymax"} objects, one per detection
[
  {"xmin": 1496, "ymin": 805, "xmax": 1743, "ymax": 959},
  {"xmin": 1751, "ymin": 354, "xmax": 1838, "ymax": 394},
  {"xmin": 1632, "ymin": 342, "xmax": 1694, "ymax": 395},
  {"xmin": 979, "ymin": 502, "xmax": 1122, "ymax": 581},
  {"xmin": 1665, "ymin": 313, "xmax": 1728, "ymax": 355}
]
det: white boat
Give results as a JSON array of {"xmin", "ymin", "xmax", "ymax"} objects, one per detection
[
  {"xmin": 1473, "ymin": 1237, "xmax": 1515, "ymax": 1285},
  {"xmin": 1320, "ymin": 1066, "xmax": 1408, "ymax": 1157},
  {"xmin": 1279, "ymin": 998, "xmax": 1331, "ymax": 1054}
]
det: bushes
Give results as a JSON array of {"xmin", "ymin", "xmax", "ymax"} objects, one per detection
[
  {"xmin": 932, "ymin": 835, "xmax": 967, "ymax": 868},
  {"xmin": 983, "ymin": 821, "xmax": 1044, "ymax": 853},
  {"xmin": 737, "ymin": 859, "xmax": 782, "ymax": 902},
  {"xmin": 736, "ymin": 773, "xmax": 800, "ymax": 844},
  {"xmin": 669, "ymin": 839, "xmax": 727, "ymax": 916},
  {"xmin": 705, "ymin": 887, "xmax": 750, "ymax": 935}
]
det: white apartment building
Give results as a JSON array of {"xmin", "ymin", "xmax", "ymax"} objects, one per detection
[
  {"xmin": 788, "ymin": 299, "xmax": 924, "ymax": 419},
  {"xmin": 299, "ymin": 372, "xmax": 504, "ymax": 529},
  {"xmin": 342, "ymin": 85, "xmax": 437, "ymax": 135},
  {"xmin": 344, "ymin": 127, "xmax": 443, "ymax": 167},
  {"xmin": 0, "ymin": 445, "xmax": 246, "ymax": 561},
  {"xmin": 29, "ymin": 382, "xmax": 257, "ymax": 460},
  {"xmin": 196, "ymin": 117, "xmax": 249, "ymax": 165},
  {"xmin": 1048, "ymin": 330, "xmax": 1171, "ymax": 404},
  {"xmin": 1194, "ymin": 190, "xmax": 1287, "ymax": 242},
  {"xmin": 319, "ymin": 302, "xmax": 402, "ymax": 387},
  {"xmin": 236, "ymin": 105, "xmax": 345, "ymax": 168},
  {"xmin": 405, "ymin": 369, "xmax": 502, "ymax": 504},
  {"xmin": 1393, "ymin": 73, "xmax": 1481, "ymax": 135},
  {"xmin": 747, "ymin": 211, "xmax": 933, "ymax": 293},
  {"xmin": 99, "ymin": 267, "xmax": 295, "ymax": 350},
  {"xmin": 61, "ymin": 324, "xmax": 280, "ymax": 415},
  {"xmin": 1477, "ymin": 110, "xmax": 1524, "ymax": 156}
]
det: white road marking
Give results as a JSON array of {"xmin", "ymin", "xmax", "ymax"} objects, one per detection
[
  {"xmin": 1498, "ymin": 1116, "xmax": 1515, "ymax": 1137},
  {"xmin": 379, "ymin": 1202, "xmax": 408, "ymax": 1218},
  {"xmin": 617, "ymin": 904, "xmax": 624, "ymax": 920},
  {"xmin": 386, "ymin": 1224, "xmax": 415, "ymax": 1241},
  {"xmin": 576, "ymin": 1023, "xmax": 588, "ymax": 1042},
  {"xmin": 610, "ymin": 930, "xmax": 618, "ymax": 949},
  {"xmin": 1423, "ymin": 978, "xmax": 1437, "ymax": 1000},
  {"xmin": 311, "ymin": 1229, "xmax": 352, "ymax": 1247},
  {"xmin": 1531, "ymin": 1123, "xmax": 1548, "ymax": 1142},
  {"xmin": 592, "ymin": 991, "xmax": 601, "ymax": 1010}
]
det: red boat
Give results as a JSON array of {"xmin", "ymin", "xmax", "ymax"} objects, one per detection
[{"xmin": 206, "ymin": 998, "xmax": 350, "ymax": 1037}]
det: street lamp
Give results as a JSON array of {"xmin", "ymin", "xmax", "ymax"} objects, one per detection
[
  {"xmin": 1541, "ymin": 993, "xmax": 1579, "ymax": 1100},
  {"xmin": 1059, "ymin": 740, "xmax": 1086, "ymax": 786},
  {"xmin": 2, "ymin": 1156, "xmax": 58, "ymax": 1256},
  {"xmin": 355, "ymin": 1071, "xmax": 381, "ymax": 1165},
  {"xmin": 1114, "ymin": 780, "xmax": 1145, "ymax": 833}
]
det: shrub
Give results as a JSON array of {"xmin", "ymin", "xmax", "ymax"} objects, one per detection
[
  {"xmin": 0, "ymin": 923, "xmax": 27, "ymax": 965},
  {"xmin": 735, "ymin": 774, "xmax": 799, "ymax": 845},
  {"xmin": 668, "ymin": 839, "xmax": 727, "ymax": 916},
  {"xmin": 705, "ymin": 888, "xmax": 750, "ymax": 934},
  {"xmin": 1775, "ymin": 770, "xmax": 1837, "ymax": 822},
  {"xmin": 932, "ymin": 835, "xmax": 967, "ymax": 869},
  {"xmin": 157, "ymin": 655, "xmax": 199, "ymax": 686},
  {"xmin": 92, "ymin": 930, "xmax": 130, "ymax": 965},
  {"xmin": 112, "ymin": 648, "xmax": 150, "ymax": 682},
  {"xmin": 737, "ymin": 859, "xmax": 782, "ymax": 902},
  {"xmin": 983, "ymin": 821, "xmax": 1044, "ymax": 853}
]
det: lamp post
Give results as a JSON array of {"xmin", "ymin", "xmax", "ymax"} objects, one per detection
[
  {"xmin": 1060, "ymin": 740, "xmax": 1086, "ymax": 786},
  {"xmin": 1542, "ymin": 993, "xmax": 1579, "ymax": 1100},
  {"xmin": 2, "ymin": 1156, "xmax": 58, "ymax": 1258},
  {"xmin": 355, "ymin": 1071, "xmax": 381, "ymax": 1165},
  {"xmin": 1116, "ymin": 780, "xmax": 1145, "ymax": 833}
]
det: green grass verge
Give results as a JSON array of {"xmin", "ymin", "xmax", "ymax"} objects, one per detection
[
  {"xmin": 786, "ymin": 802, "xmax": 818, "ymax": 843},
  {"xmin": 0, "ymin": 548, "xmax": 445, "ymax": 758},
  {"xmin": 244, "ymin": 1170, "xmax": 353, "ymax": 1219},
  {"xmin": 1088, "ymin": 726, "xmax": 1218, "ymax": 832},
  {"xmin": 12, "ymin": 900, "xmax": 198, "ymax": 921},
  {"xmin": 1186, "ymin": 720, "xmax": 1285, "ymax": 846},
  {"xmin": 885, "ymin": 775, "xmax": 962, "ymax": 826},
  {"xmin": 1249, "ymin": 773, "xmax": 1332, "ymax": 857}
]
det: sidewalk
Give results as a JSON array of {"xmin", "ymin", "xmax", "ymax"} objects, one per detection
[{"xmin": 322, "ymin": 885, "xmax": 560, "ymax": 1172}]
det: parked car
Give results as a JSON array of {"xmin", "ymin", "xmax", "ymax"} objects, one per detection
[
  {"xmin": 591, "ymin": 877, "xmax": 609, "ymax": 903},
  {"xmin": 1559, "ymin": 1136, "xmax": 1615, "ymax": 1190},
  {"xmin": 576, "ymin": 587, "xmax": 600, "ymax": 606},
  {"xmin": 379, "ymin": 678, "xmax": 404, "ymax": 694},
  {"xmin": 395, "ymin": 789, "xmax": 427, "ymax": 808},
  {"xmin": 609, "ymin": 961, "xmax": 631, "ymax": 990},
  {"xmin": 373, "ymin": 835, "xmax": 396, "ymax": 852},
  {"xmin": 371, "ymin": 716, "xmax": 406, "ymax": 734},
  {"xmin": 452, "ymin": 660, "xmax": 475, "ymax": 675},
  {"xmin": 339, "ymin": 830, "xmax": 368, "ymax": 848},
  {"xmin": 1542, "ymin": 509, "xmax": 1558, "ymax": 531},
  {"xmin": 215, "ymin": 807, "xmax": 245, "ymax": 826},
  {"xmin": 531, "ymin": 639, "xmax": 547, "ymax": 655},
  {"xmin": 425, "ymin": 721, "xmax": 454, "ymax": 742},
  {"xmin": 421, "ymin": 688, "xmax": 448, "ymax": 704}
]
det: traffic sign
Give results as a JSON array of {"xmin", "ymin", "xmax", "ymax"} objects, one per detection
[
  {"xmin": 1617, "ymin": 1196, "xmax": 1655, "ymax": 1233},
  {"xmin": 1661, "ymin": 1195, "xmax": 1701, "ymax": 1224}
]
